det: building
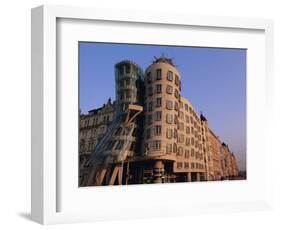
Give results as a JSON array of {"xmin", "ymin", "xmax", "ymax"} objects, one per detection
[
  {"xmin": 79, "ymin": 57, "xmax": 240, "ymax": 186},
  {"xmin": 220, "ymin": 143, "xmax": 239, "ymax": 179},
  {"xmin": 208, "ymin": 129, "xmax": 222, "ymax": 180},
  {"xmin": 79, "ymin": 98, "xmax": 115, "ymax": 185}
]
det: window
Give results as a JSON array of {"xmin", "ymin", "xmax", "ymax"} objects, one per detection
[
  {"xmin": 146, "ymin": 128, "xmax": 151, "ymax": 139},
  {"xmin": 118, "ymin": 79, "xmax": 123, "ymax": 88},
  {"xmin": 155, "ymin": 111, "xmax": 162, "ymax": 121},
  {"xmin": 156, "ymin": 69, "xmax": 162, "ymax": 80},
  {"xmin": 186, "ymin": 126, "xmax": 190, "ymax": 134},
  {"xmin": 155, "ymin": 140, "xmax": 161, "ymax": 150},
  {"xmin": 156, "ymin": 84, "xmax": 162, "ymax": 93},
  {"xmin": 191, "ymin": 148, "xmax": 195, "ymax": 157},
  {"xmin": 147, "ymin": 72, "xmax": 152, "ymax": 83},
  {"xmin": 166, "ymin": 85, "xmax": 173, "ymax": 94},
  {"xmin": 115, "ymin": 140, "xmax": 124, "ymax": 150},
  {"xmin": 120, "ymin": 91, "xmax": 124, "ymax": 100},
  {"xmin": 174, "ymin": 129, "xmax": 178, "ymax": 138},
  {"xmin": 184, "ymin": 162, "xmax": 189, "ymax": 168},
  {"xmin": 106, "ymin": 140, "xmax": 115, "ymax": 151},
  {"xmin": 148, "ymin": 87, "xmax": 153, "ymax": 96},
  {"xmin": 125, "ymin": 64, "xmax": 131, "ymax": 74},
  {"xmin": 126, "ymin": 90, "xmax": 131, "ymax": 98},
  {"xmin": 177, "ymin": 162, "xmax": 183, "ymax": 168},
  {"xmin": 175, "ymin": 74, "xmax": 179, "ymax": 86},
  {"xmin": 174, "ymin": 102, "xmax": 179, "ymax": 111},
  {"xmin": 186, "ymin": 138, "xmax": 190, "ymax": 146},
  {"xmin": 179, "ymin": 122, "xmax": 184, "ymax": 131},
  {"xmin": 166, "ymin": 113, "xmax": 173, "ymax": 124},
  {"xmin": 191, "ymin": 137, "xmax": 194, "ymax": 145},
  {"xmin": 156, "ymin": 97, "xmax": 162, "ymax": 107},
  {"xmin": 154, "ymin": 125, "xmax": 162, "ymax": 135},
  {"xmin": 175, "ymin": 89, "xmax": 179, "ymax": 98},
  {"xmin": 179, "ymin": 111, "xmax": 184, "ymax": 119},
  {"xmin": 173, "ymin": 143, "xmax": 177, "ymax": 153},
  {"xmin": 148, "ymin": 101, "xmax": 153, "ymax": 111},
  {"xmin": 166, "ymin": 128, "xmax": 173, "ymax": 139},
  {"xmin": 191, "ymin": 162, "xmax": 195, "ymax": 169},
  {"xmin": 184, "ymin": 104, "xmax": 189, "ymax": 111},
  {"xmin": 166, "ymin": 144, "xmax": 173, "ymax": 153},
  {"xmin": 174, "ymin": 115, "xmax": 178, "ymax": 124},
  {"xmin": 167, "ymin": 71, "xmax": 173, "ymax": 81},
  {"xmin": 166, "ymin": 100, "xmax": 173, "ymax": 110},
  {"xmin": 185, "ymin": 150, "xmax": 190, "ymax": 158},
  {"xmin": 126, "ymin": 78, "xmax": 131, "ymax": 86},
  {"xmin": 115, "ymin": 127, "xmax": 122, "ymax": 136},
  {"xmin": 178, "ymin": 134, "xmax": 184, "ymax": 143},
  {"xmin": 130, "ymin": 142, "xmax": 136, "ymax": 151},
  {"xmin": 177, "ymin": 147, "xmax": 183, "ymax": 156},
  {"xmin": 185, "ymin": 115, "xmax": 189, "ymax": 123},
  {"xmin": 179, "ymin": 101, "xmax": 183, "ymax": 109}
]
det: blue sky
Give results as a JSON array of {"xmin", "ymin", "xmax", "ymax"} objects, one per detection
[{"xmin": 79, "ymin": 42, "xmax": 246, "ymax": 171}]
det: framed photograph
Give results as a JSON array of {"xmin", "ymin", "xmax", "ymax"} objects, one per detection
[{"xmin": 31, "ymin": 5, "xmax": 274, "ymax": 224}]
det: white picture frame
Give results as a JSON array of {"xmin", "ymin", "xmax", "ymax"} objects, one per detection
[{"xmin": 31, "ymin": 5, "xmax": 274, "ymax": 225}]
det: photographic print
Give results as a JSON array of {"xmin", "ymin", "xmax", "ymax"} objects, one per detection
[{"xmin": 78, "ymin": 42, "xmax": 246, "ymax": 187}]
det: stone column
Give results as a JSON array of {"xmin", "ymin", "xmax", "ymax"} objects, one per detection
[
  {"xmin": 153, "ymin": 160, "xmax": 164, "ymax": 183},
  {"xmin": 187, "ymin": 172, "xmax": 191, "ymax": 182},
  {"xmin": 196, "ymin": 172, "xmax": 200, "ymax": 182}
]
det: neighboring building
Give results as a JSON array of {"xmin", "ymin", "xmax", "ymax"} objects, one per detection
[
  {"xmin": 230, "ymin": 152, "xmax": 239, "ymax": 177},
  {"xmin": 208, "ymin": 129, "xmax": 222, "ymax": 180},
  {"xmin": 79, "ymin": 57, "xmax": 240, "ymax": 186},
  {"xmin": 79, "ymin": 98, "xmax": 115, "ymax": 185},
  {"xmin": 220, "ymin": 143, "xmax": 239, "ymax": 179}
]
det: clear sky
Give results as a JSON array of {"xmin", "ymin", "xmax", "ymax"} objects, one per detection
[{"xmin": 79, "ymin": 42, "xmax": 246, "ymax": 171}]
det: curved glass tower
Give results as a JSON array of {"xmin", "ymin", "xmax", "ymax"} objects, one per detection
[{"xmin": 84, "ymin": 61, "xmax": 144, "ymax": 186}]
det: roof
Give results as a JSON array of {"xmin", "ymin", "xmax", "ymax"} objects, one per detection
[
  {"xmin": 114, "ymin": 60, "xmax": 142, "ymax": 70},
  {"xmin": 152, "ymin": 56, "xmax": 176, "ymax": 67}
]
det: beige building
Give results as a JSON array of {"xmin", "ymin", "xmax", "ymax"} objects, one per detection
[
  {"xmin": 220, "ymin": 143, "xmax": 239, "ymax": 179},
  {"xmin": 208, "ymin": 129, "xmax": 222, "ymax": 180},
  {"xmin": 79, "ymin": 57, "xmax": 240, "ymax": 186},
  {"xmin": 79, "ymin": 99, "xmax": 115, "ymax": 184},
  {"xmin": 141, "ymin": 59, "xmax": 207, "ymax": 182}
]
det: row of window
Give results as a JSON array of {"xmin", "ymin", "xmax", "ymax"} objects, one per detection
[
  {"xmin": 117, "ymin": 63, "xmax": 137, "ymax": 75},
  {"xmin": 80, "ymin": 126, "xmax": 106, "ymax": 138},
  {"xmin": 145, "ymin": 140, "xmax": 161, "ymax": 151},
  {"xmin": 145, "ymin": 102, "xmax": 201, "ymax": 129},
  {"xmin": 145, "ymin": 137, "xmax": 204, "ymax": 156},
  {"xmin": 81, "ymin": 115, "xmax": 111, "ymax": 127},
  {"xmin": 119, "ymin": 89, "xmax": 136, "ymax": 100},
  {"xmin": 146, "ymin": 69, "xmax": 180, "ymax": 86},
  {"xmin": 176, "ymin": 162, "xmax": 204, "ymax": 169},
  {"xmin": 145, "ymin": 112, "xmax": 201, "ymax": 137},
  {"xmin": 80, "ymin": 141, "xmax": 96, "ymax": 152},
  {"xmin": 178, "ymin": 148, "xmax": 204, "ymax": 159},
  {"xmin": 105, "ymin": 140, "xmax": 136, "ymax": 151},
  {"xmin": 147, "ymin": 84, "xmax": 179, "ymax": 98},
  {"xmin": 118, "ymin": 78, "xmax": 136, "ymax": 88}
]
